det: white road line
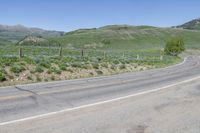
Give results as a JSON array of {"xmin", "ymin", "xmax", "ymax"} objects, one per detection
[{"xmin": 1, "ymin": 74, "xmax": 200, "ymax": 126}]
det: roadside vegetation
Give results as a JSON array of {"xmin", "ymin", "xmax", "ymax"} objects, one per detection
[
  {"xmin": 164, "ymin": 37, "xmax": 185, "ymax": 56},
  {"xmin": 0, "ymin": 45, "xmax": 182, "ymax": 86}
]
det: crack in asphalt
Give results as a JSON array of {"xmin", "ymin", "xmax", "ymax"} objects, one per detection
[
  {"xmin": 14, "ymin": 86, "xmax": 39, "ymax": 96},
  {"xmin": 14, "ymin": 86, "xmax": 74, "ymax": 109}
]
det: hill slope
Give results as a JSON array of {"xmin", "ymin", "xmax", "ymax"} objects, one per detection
[
  {"xmin": 0, "ymin": 24, "xmax": 65, "ymax": 43},
  {"xmin": 53, "ymin": 25, "xmax": 200, "ymax": 50},
  {"xmin": 175, "ymin": 18, "xmax": 200, "ymax": 30}
]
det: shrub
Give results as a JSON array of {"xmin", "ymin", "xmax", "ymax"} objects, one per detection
[
  {"xmin": 39, "ymin": 62, "xmax": 51, "ymax": 69},
  {"xmin": 24, "ymin": 57, "xmax": 34, "ymax": 64},
  {"xmin": 59, "ymin": 64, "xmax": 67, "ymax": 71},
  {"xmin": 66, "ymin": 68, "xmax": 74, "ymax": 73},
  {"xmin": 113, "ymin": 60, "xmax": 120, "ymax": 64},
  {"xmin": 101, "ymin": 62, "xmax": 108, "ymax": 68},
  {"xmin": 35, "ymin": 66, "xmax": 44, "ymax": 73},
  {"xmin": 164, "ymin": 38, "xmax": 185, "ymax": 56},
  {"xmin": 36, "ymin": 75, "xmax": 42, "ymax": 82},
  {"xmin": 55, "ymin": 69, "xmax": 62, "ymax": 75},
  {"xmin": 10, "ymin": 65, "xmax": 25, "ymax": 73},
  {"xmin": 47, "ymin": 69, "xmax": 52, "ymax": 74},
  {"xmin": 119, "ymin": 64, "xmax": 126, "ymax": 69},
  {"xmin": 0, "ymin": 72, "xmax": 6, "ymax": 81},
  {"xmin": 50, "ymin": 67, "xmax": 62, "ymax": 74},
  {"xmin": 27, "ymin": 76, "xmax": 33, "ymax": 80},
  {"xmin": 96, "ymin": 70, "xmax": 103, "ymax": 75},
  {"xmin": 92, "ymin": 63, "xmax": 99, "ymax": 69},
  {"xmin": 51, "ymin": 75, "xmax": 55, "ymax": 81},
  {"xmin": 71, "ymin": 62, "xmax": 82, "ymax": 68},
  {"xmin": 8, "ymin": 74, "xmax": 14, "ymax": 79}
]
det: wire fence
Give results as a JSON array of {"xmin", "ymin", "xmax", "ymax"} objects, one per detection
[{"xmin": 0, "ymin": 45, "xmax": 168, "ymax": 62}]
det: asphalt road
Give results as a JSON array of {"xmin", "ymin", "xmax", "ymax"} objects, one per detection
[{"xmin": 0, "ymin": 56, "xmax": 200, "ymax": 133}]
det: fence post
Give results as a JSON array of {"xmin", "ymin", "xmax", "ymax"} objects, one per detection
[
  {"xmin": 81, "ymin": 49, "xmax": 84, "ymax": 58},
  {"xmin": 59, "ymin": 46, "xmax": 63, "ymax": 58},
  {"xmin": 160, "ymin": 49, "xmax": 163, "ymax": 61},
  {"xmin": 19, "ymin": 47, "xmax": 23, "ymax": 58}
]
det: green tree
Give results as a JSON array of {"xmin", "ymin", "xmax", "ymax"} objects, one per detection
[{"xmin": 164, "ymin": 38, "xmax": 185, "ymax": 56}]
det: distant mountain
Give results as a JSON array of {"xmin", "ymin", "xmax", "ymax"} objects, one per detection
[
  {"xmin": 175, "ymin": 18, "xmax": 200, "ymax": 30},
  {"xmin": 0, "ymin": 24, "xmax": 65, "ymax": 43}
]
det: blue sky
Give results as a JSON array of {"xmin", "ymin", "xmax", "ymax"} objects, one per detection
[{"xmin": 0, "ymin": 0, "xmax": 200, "ymax": 31}]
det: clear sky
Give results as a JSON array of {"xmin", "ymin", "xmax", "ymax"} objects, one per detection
[{"xmin": 0, "ymin": 0, "xmax": 200, "ymax": 31}]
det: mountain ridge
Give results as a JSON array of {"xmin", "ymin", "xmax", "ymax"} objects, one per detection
[
  {"xmin": 175, "ymin": 18, "xmax": 200, "ymax": 30},
  {"xmin": 0, "ymin": 24, "xmax": 65, "ymax": 42}
]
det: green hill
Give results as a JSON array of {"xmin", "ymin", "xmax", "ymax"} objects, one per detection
[
  {"xmin": 53, "ymin": 25, "xmax": 200, "ymax": 50},
  {"xmin": 175, "ymin": 18, "xmax": 200, "ymax": 30}
]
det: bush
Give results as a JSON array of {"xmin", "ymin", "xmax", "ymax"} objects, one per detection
[
  {"xmin": 39, "ymin": 62, "xmax": 51, "ymax": 69},
  {"xmin": 47, "ymin": 69, "xmax": 52, "ymax": 74},
  {"xmin": 59, "ymin": 64, "xmax": 67, "ymax": 71},
  {"xmin": 113, "ymin": 60, "xmax": 120, "ymax": 64},
  {"xmin": 36, "ymin": 75, "xmax": 42, "ymax": 82},
  {"xmin": 92, "ymin": 63, "xmax": 99, "ymax": 69},
  {"xmin": 71, "ymin": 62, "xmax": 82, "ymax": 68},
  {"xmin": 50, "ymin": 67, "xmax": 62, "ymax": 74},
  {"xmin": 164, "ymin": 38, "xmax": 185, "ymax": 56},
  {"xmin": 10, "ymin": 65, "xmax": 25, "ymax": 73},
  {"xmin": 101, "ymin": 62, "xmax": 108, "ymax": 68},
  {"xmin": 96, "ymin": 70, "xmax": 103, "ymax": 75},
  {"xmin": 51, "ymin": 75, "xmax": 55, "ymax": 81},
  {"xmin": 66, "ymin": 68, "xmax": 74, "ymax": 72},
  {"xmin": 119, "ymin": 64, "xmax": 126, "ymax": 69},
  {"xmin": 55, "ymin": 69, "xmax": 62, "ymax": 75},
  {"xmin": 27, "ymin": 76, "xmax": 33, "ymax": 80},
  {"xmin": 0, "ymin": 72, "xmax": 6, "ymax": 81},
  {"xmin": 35, "ymin": 66, "xmax": 44, "ymax": 73}
]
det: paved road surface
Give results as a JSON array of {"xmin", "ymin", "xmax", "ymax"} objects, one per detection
[{"xmin": 0, "ymin": 56, "xmax": 200, "ymax": 133}]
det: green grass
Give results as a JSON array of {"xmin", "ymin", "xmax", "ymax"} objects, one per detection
[{"xmin": 50, "ymin": 25, "xmax": 200, "ymax": 50}]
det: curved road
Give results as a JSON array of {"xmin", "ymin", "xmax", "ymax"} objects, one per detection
[{"xmin": 1, "ymin": 56, "xmax": 200, "ymax": 133}]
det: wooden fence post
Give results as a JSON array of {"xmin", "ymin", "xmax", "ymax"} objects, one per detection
[
  {"xmin": 59, "ymin": 47, "xmax": 63, "ymax": 58},
  {"xmin": 19, "ymin": 47, "xmax": 23, "ymax": 58},
  {"xmin": 160, "ymin": 49, "xmax": 163, "ymax": 61},
  {"xmin": 81, "ymin": 49, "xmax": 84, "ymax": 58}
]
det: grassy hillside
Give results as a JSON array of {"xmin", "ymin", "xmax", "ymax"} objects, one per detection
[{"xmin": 52, "ymin": 25, "xmax": 200, "ymax": 50}]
